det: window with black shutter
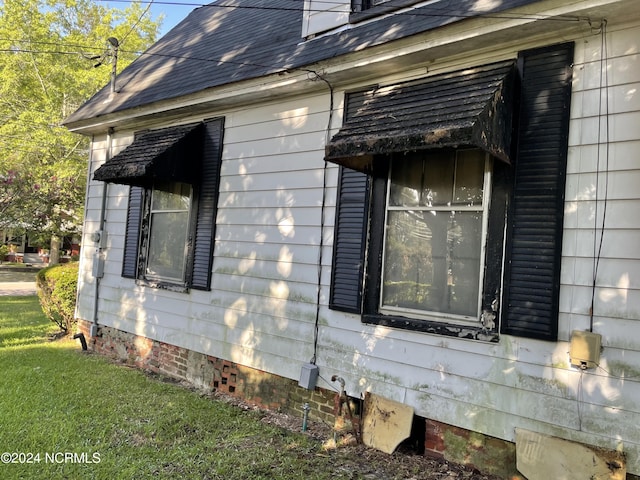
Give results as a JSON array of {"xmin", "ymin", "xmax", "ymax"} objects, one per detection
[
  {"xmin": 328, "ymin": 43, "xmax": 573, "ymax": 341},
  {"xmin": 105, "ymin": 118, "xmax": 225, "ymax": 291}
]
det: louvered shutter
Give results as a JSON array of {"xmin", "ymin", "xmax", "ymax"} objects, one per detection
[
  {"xmin": 191, "ymin": 117, "xmax": 224, "ymax": 290},
  {"xmin": 122, "ymin": 186, "xmax": 144, "ymax": 278},
  {"xmin": 502, "ymin": 43, "xmax": 574, "ymax": 340},
  {"xmin": 329, "ymin": 166, "xmax": 370, "ymax": 313}
]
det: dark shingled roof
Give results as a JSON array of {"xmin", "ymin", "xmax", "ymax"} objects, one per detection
[{"xmin": 65, "ymin": 0, "xmax": 538, "ymax": 125}]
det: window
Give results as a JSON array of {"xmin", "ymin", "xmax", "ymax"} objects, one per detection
[
  {"xmin": 350, "ymin": 0, "xmax": 422, "ymax": 19},
  {"xmin": 380, "ymin": 150, "xmax": 489, "ymax": 322},
  {"xmin": 328, "ymin": 43, "xmax": 574, "ymax": 341},
  {"xmin": 143, "ymin": 182, "xmax": 192, "ymax": 284},
  {"xmin": 111, "ymin": 118, "xmax": 225, "ymax": 292},
  {"xmin": 358, "ymin": 0, "xmax": 378, "ymax": 10}
]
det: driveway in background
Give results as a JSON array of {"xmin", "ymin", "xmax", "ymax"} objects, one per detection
[{"xmin": 0, "ymin": 270, "xmax": 38, "ymax": 296}]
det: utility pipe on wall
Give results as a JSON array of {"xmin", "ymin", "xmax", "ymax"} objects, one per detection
[{"xmin": 89, "ymin": 128, "xmax": 112, "ymax": 337}]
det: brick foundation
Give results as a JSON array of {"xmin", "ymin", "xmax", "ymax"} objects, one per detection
[
  {"xmin": 76, "ymin": 319, "xmax": 638, "ymax": 480},
  {"xmin": 75, "ymin": 319, "xmax": 336, "ymax": 424},
  {"xmin": 425, "ymin": 419, "xmax": 521, "ymax": 479}
]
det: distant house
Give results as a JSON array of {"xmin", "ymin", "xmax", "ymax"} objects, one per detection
[
  {"xmin": 1, "ymin": 230, "xmax": 79, "ymax": 264},
  {"xmin": 64, "ymin": 0, "xmax": 640, "ymax": 477}
]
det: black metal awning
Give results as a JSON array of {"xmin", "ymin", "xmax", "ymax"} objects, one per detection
[
  {"xmin": 325, "ymin": 60, "xmax": 516, "ymax": 173},
  {"xmin": 93, "ymin": 122, "xmax": 204, "ymax": 187}
]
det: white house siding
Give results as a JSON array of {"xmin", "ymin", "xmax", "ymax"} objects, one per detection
[
  {"xmin": 79, "ymin": 93, "xmax": 338, "ymax": 384},
  {"xmin": 315, "ymin": 22, "xmax": 640, "ymax": 475},
  {"xmin": 77, "ymin": 134, "xmax": 134, "ymax": 325},
  {"xmin": 76, "ymin": 17, "xmax": 640, "ymax": 477},
  {"xmin": 302, "ymin": 0, "xmax": 350, "ymax": 38}
]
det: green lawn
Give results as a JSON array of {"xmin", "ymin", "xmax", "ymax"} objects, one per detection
[{"xmin": 0, "ymin": 296, "xmax": 359, "ymax": 480}]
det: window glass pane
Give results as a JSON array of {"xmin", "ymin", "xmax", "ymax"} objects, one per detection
[
  {"xmin": 145, "ymin": 181, "xmax": 192, "ymax": 283},
  {"xmin": 389, "ymin": 159, "xmax": 422, "ymax": 207},
  {"xmin": 146, "ymin": 211, "xmax": 189, "ymax": 280},
  {"xmin": 453, "ymin": 150, "xmax": 484, "ymax": 205},
  {"xmin": 382, "ymin": 210, "xmax": 483, "ymax": 317},
  {"xmin": 151, "ymin": 182, "xmax": 191, "ymax": 211},
  {"xmin": 421, "ymin": 151, "xmax": 455, "ymax": 207},
  {"xmin": 389, "ymin": 151, "xmax": 457, "ymax": 207}
]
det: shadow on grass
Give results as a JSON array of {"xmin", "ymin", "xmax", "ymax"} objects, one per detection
[{"xmin": 0, "ymin": 296, "xmax": 59, "ymax": 349}]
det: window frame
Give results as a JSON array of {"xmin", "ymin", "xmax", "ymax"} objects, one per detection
[
  {"xmin": 121, "ymin": 117, "xmax": 225, "ymax": 293},
  {"xmin": 328, "ymin": 43, "xmax": 574, "ymax": 342},
  {"xmin": 378, "ymin": 150, "xmax": 493, "ymax": 325},
  {"xmin": 350, "ymin": 0, "xmax": 424, "ymax": 22},
  {"xmin": 361, "ymin": 151, "xmax": 504, "ymax": 340},
  {"xmin": 141, "ymin": 181, "xmax": 194, "ymax": 286}
]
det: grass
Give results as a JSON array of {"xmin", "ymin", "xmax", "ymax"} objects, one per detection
[{"xmin": 0, "ymin": 296, "xmax": 357, "ymax": 480}]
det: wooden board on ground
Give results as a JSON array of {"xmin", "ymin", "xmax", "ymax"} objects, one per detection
[{"xmin": 362, "ymin": 392, "xmax": 414, "ymax": 454}]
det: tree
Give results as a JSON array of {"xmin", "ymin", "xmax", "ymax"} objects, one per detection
[{"xmin": 0, "ymin": 0, "xmax": 161, "ymax": 262}]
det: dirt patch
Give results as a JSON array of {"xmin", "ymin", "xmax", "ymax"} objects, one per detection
[{"xmin": 208, "ymin": 389, "xmax": 503, "ymax": 480}]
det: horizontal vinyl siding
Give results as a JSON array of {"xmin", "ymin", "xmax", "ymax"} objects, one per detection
[
  {"xmin": 209, "ymin": 93, "xmax": 335, "ymax": 373},
  {"xmin": 83, "ymin": 93, "xmax": 336, "ymax": 383},
  {"xmin": 77, "ymin": 135, "xmax": 134, "ymax": 322},
  {"xmin": 318, "ymin": 24, "xmax": 640, "ymax": 473},
  {"xmin": 76, "ymin": 21, "xmax": 640, "ymax": 476},
  {"xmin": 562, "ymin": 22, "xmax": 640, "ymax": 361}
]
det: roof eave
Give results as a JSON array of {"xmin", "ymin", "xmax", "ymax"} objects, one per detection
[{"xmin": 63, "ymin": 69, "xmax": 320, "ymax": 136}]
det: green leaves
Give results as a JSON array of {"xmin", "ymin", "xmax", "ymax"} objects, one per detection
[{"xmin": 0, "ymin": 0, "xmax": 160, "ymax": 237}]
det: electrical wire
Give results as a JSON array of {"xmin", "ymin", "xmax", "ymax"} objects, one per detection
[
  {"xmin": 0, "ymin": 43, "xmax": 292, "ymax": 74},
  {"xmin": 318, "ymin": 374, "xmax": 340, "ymax": 392},
  {"xmin": 0, "ymin": 38, "xmax": 104, "ymax": 52},
  {"xmin": 92, "ymin": 0, "xmax": 584, "ymax": 23},
  {"xmin": 0, "ymin": 47, "xmax": 89, "ymax": 57},
  {"xmin": 308, "ymin": 69, "xmax": 334, "ymax": 366},
  {"xmin": 588, "ymin": 19, "xmax": 610, "ymax": 333},
  {"xmin": 574, "ymin": 358, "xmax": 640, "ymax": 437},
  {"xmin": 0, "ymin": 3, "xmax": 595, "ymax": 71},
  {"xmin": 119, "ymin": 0, "xmax": 154, "ymax": 45},
  {"xmin": 596, "ymin": 362, "xmax": 640, "ymax": 380},
  {"xmin": 577, "ymin": 369, "xmax": 584, "ymax": 431}
]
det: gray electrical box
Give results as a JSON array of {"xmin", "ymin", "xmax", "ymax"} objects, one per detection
[
  {"xmin": 92, "ymin": 255, "xmax": 105, "ymax": 278},
  {"xmin": 91, "ymin": 230, "xmax": 108, "ymax": 249},
  {"xmin": 298, "ymin": 363, "xmax": 319, "ymax": 390}
]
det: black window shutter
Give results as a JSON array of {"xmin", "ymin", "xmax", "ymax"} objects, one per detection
[
  {"xmin": 502, "ymin": 43, "xmax": 574, "ymax": 340},
  {"xmin": 329, "ymin": 166, "xmax": 370, "ymax": 313},
  {"xmin": 191, "ymin": 117, "xmax": 225, "ymax": 290},
  {"xmin": 122, "ymin": 186, "xmax": 144, "ymax": 278}
]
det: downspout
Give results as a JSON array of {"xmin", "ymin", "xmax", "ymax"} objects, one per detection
[{"xmin": 89, "ymin": 128, "xmax": 112, "ymax": 337}]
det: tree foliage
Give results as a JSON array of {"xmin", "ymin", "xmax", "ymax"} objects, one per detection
[{"xmin": 0, "ymin": 0, "xmax": 160, "ymax": 248}]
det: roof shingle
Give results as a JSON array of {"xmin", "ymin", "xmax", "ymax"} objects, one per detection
[{"xmin": 65, "ymin": 0, "xmax": 538, "ymax": 125}]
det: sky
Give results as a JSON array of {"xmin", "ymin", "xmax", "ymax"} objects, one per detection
[
  {"xmin": 149, "ymin": 0, "xmax": 202, "ymax": 36},
  {"xmin": 105, "ymin": 0, "xmax": 204, "ymax": 37}
]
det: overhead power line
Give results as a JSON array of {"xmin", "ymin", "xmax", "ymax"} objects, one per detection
[{"xmin": 93, "ymin": 0, "xmax": 584, "ymax": 22}]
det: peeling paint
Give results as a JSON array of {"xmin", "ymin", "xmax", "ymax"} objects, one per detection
[{"xmin": 363, "ymin": 314, "xmax": 499, "ymax": 342}]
